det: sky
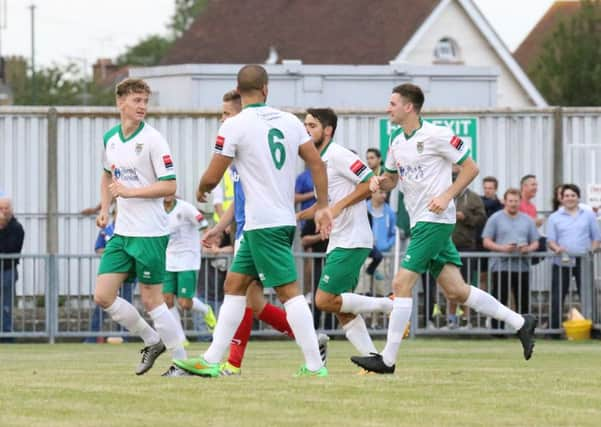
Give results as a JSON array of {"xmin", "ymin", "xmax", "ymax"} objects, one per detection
[{"xmin": 0, "ymin": 0, "xmax": 555, "ymax": 71}]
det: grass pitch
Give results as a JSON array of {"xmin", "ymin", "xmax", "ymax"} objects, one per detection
[{"xmin": 1, "ymin": 339, "xmax": 600, "ymax": 427}]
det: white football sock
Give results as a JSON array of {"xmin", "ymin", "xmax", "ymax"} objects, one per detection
[
  {"xmin": 464, "ymin": 286, "xmax": 524, "ymax": 330},
  {"xmin": 342, "ymin": 315, "xmax": 377, "ymax": 356},
  {"xmin": 148, "ymin": 303, "xmax": 187, "ymax": 359},
  {"xmin": 284, "ymin": 295, "xmax": 322, "ymax": 372},
  {"xmin": 381, "ymin": 297, "xmax": 412, "ymax": 367},
  {"xmin": 340, "ymin": 293, "xmax": 394, "ymax": 314},
  {"xmin": 191, "ymin": 297, "xmax": 209, "ymax": 315},
  {"xmin": 169, "ymin": 305, "xmax": 182, "ymax": 326},
  {"xmin": 203, "ymin": 295, "xmax": 246, "ymax": 364},
  {"xmin": 104, "ymin": 297, "xmax": 159, "ymax": 346}
]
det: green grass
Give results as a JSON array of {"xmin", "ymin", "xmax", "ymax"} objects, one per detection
[{"xmin": 1, "ymin": 339, "xmax": 600, "ymax": 427}]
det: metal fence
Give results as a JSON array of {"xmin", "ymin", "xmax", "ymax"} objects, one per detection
[
  {"xmin": 1, "ymin": 251, "xmax": 599, "ymax": 342},
  {"xmin": 5, "ymin": 107, "xmax": 601, "ymax": 256}
]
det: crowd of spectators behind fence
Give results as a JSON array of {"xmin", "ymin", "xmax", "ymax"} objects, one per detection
[{"xmin": 2, "ymin": 147, "xmax": 601, "ymax": 338}]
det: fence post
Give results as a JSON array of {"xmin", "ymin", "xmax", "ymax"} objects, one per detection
[
  {"xmin": 553, "ymin": 107, "xmax": 564, "ymax": 187},
  {"xmin": 580, "ymin": 254, "xmax": 594, "ymax": 320},
  {"xmin": 47, "ymin": 108, "xmax": 58, "ymax": 343}
]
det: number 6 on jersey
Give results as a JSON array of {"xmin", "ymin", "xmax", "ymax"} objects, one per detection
[{"xmin": 268, "ymin": 128, "xmax": 286, "ymax": 170}]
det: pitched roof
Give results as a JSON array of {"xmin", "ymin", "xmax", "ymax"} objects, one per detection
[
  {"xmin": 514, "ymin": 1, "xmax": 582, "ymax": 73},
  {"xmin": 161, "ymin": 0, "xmax": 440, "ymax": 65}
]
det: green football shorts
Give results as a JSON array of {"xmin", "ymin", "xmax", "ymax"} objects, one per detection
[
  {"xmin": 163, "ymin": 270, "xmax": 198, "ymax": 298},
  {"xmin": 401, "ymin": 222, "xmax": 462, "ymax": 278},
  {"xmin": 230, "ymin": 226, "xmax": 297, "ymax": 288},
  {"xmin": 98, "ymin": 234, "xmax": 168, "ymax": 284},
  {"xmin": 318, "ymin": 247, "xmax": 371, "ymax": 295}
]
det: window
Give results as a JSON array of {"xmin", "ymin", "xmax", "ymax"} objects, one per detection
[{"xmin": 434, "ymin": 37, "xmax": 461, "ymax": 63}]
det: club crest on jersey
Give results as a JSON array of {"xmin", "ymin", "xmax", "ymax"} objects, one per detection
[
  {"xmin": 163, "ymin": 155, "xmax": 174, "ymax": 169},
  {"xmin": 416, "ymin": 140, "xmax": 424, "ymax": 153},
  {"xmin": 450, "ymin": 136, "xmax": 464, "ymax": 151},
  {"xmin": 215, "ymin": 136, "xmax": 225, "ymax": 152},
  {"xmin": 350, "ymin": 160, "xmax": 367, "ymax": 177},
  {"xmin": 135, "ymin": 143, "xmax": 144, "ymax": 155},
  {"xmin": 110, "ymin": 142, "xmax": 116, "ymax": 150}
]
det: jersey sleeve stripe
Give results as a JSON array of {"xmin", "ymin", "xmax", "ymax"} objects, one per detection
[
  {"xmin": 360, "ymin": 171, "xmax": 374, "ymax": 183},
  {"xmin": 456, "ymin": 150, "xmax": 471, "ymax": 165},
  {"xmin": 384, "ymin": 166, "xmax": 397, "ymax": 173},
  {"xmin": 158, "ymin": 175, "xmax": 176, "ymax": 181}
]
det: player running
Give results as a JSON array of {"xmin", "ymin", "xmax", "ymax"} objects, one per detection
[
  {"xmin": 174, "ymin": 64, "xmax": 332, "ymax": 377},
  {"xmin": 351, "ymin": 83, "xmax": 537, "ymax": 374},
  {"xmin": 94, "ymin": 78, "xmax": 188, "ymax": 375},
  {"xmin": 161, "ymin": 195, "xmax": 217, "ymax": 376},
  {"xmin": 200, "ymin": 91, "xmax": 329, "ymax": 376},
  {"xmin": 297, "ymin": 108, "xmax": 393, "ymax": 360}
]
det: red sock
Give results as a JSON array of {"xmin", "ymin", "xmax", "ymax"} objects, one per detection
[
  {"xmin": 258, "ymin": 303, "xmax": 294, "ymax": 338},
  {"xmin": 227, "ymin": 308, "xmax": 254, "ymax": 368}
]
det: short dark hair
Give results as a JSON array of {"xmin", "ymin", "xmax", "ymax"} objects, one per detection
[
  {"xmin": 237, "ymin": 65, "xmax": 268, "ymax": 94},
  {"xmin": 392, "ymin": 83, "xmax": 424, "ymax": 112},
  {"xmin": 562, "ymin": 183, "xmax": 581, "ymax": 198},
  {"xmin": 504, "ymin": 188, "xmax": 521, "ymax": 200},
  {"xmin": 366, "ymin": 148, "xmax": 381, "ymax": 159},
  {"xmin": 306, "ymin": 108, "xmax": 338, "ymax": 137},
  {"xmin": 222, "ymin": 90, "xmax": 241, "ymax": 104},
  {"xmin": 520, "ymin": 174, "xmax": 536, "ymax": 187},
  {"xmin": 482, "ymin": 176, "xmax": 498, "ymax": 189}
]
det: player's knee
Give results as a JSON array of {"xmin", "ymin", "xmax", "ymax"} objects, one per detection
[
  {"xmin": 94, "ymin": 292, "xmax": 112, "ymax": 309},
  {"xmin": 178, "ymin": 298, "xmax": 192, "ymax": 310},
  {"xmin": 315, "ymin": 292, "xmax": 335, "ymax": 312}
]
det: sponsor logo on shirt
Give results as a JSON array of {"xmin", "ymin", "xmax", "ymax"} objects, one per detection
[
  {"xmin": 350, "ymin": 160, "xmax": 367, "ymax": 177},
  {"xmin": 398, "ymin": 164, "xmax": 425, "ymax": 181},
  {"xmin": 215, "ymin": 136, "xmax": 225, "ymax": 152},
  {"xmin": 163, "ymin": 154, "xmax": 174, "ymax": 169},
  {"xmin": 135, "ymin": 143, "xmax": 144, "ymax": 155},
  {"xmin": 112, "ymin": 165, "xmax": 139, "ymax": 181},
  {"xmin": 450, "ymin": 136, "xmax": 464, "ymax": 151}
]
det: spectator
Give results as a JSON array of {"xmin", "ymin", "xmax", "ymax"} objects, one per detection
[
  {"xmin": 0, "ymin": 195, "xmax": 25, "ymax": 339},
  {"xmin": 482, "ymin": 189, "xmax": 539, "ymax": 329},
  {"xmin": 447, "ymin": 165, "xmax": 487, "ymax": 328},
  {"xmin": 366, "ymin": 188, "xmax": 396, "ymax": 288},
  {"xmin": 366, "ymin": 148, "xmax": 383, "ymax": 176},
  {"xmin": 198, "ymin": 228, "xmax": 234, "ymax": 314},
  {"xmin": 546, "ymin": 184, "xmax": 601, "ymax": 331},
  {"xmin": 519, "ymin": 174, "xmax": 544, "ymax": 228},
  {"xmin": 478, "ymin": 176, "xmax": 504, "ymax": 294},
  {"xmin": 84, "ymin": 208, "xmax": 136, "ymax": 343},
  {"xmin": 481, "ymin": 176, "xmax": 504, "ymax": 218},
  {"xmin": 300, "ymin": 219, "xmax": 332, "ymax": 329},
  {"xmin": 552, "ymin": 184, "xmax": 564, "ymax": 212}
]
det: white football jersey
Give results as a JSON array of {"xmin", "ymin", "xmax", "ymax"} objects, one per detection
[
  {"xmin": 216, "ymin": 103, "xmax": 310, "ymax": 231},
  {"xmin": 384, "ymin": 119, "xmax": 471, "ymax": 228},
  {"xmin": 321, "ymin": 142, "xmax": 373, "ymax": 253},
  {"xmin": 102, "ymin": 122, "xmax": 176, "ymax": 237},
  {"xmin": 165, "ymin": 199, "xmax": 208, "ymax": 271}
]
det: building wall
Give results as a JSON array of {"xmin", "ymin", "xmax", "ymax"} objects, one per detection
[
  {"xmin": 402, "ymin": 0, "xmax": 534, "ymax": 107},
  {"xmin": 131, "ymin": 63, "xmax": 498, "ymax": 110}
]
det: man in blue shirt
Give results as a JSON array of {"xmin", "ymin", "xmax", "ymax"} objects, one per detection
[
  {"xmin": 546, "ymin": 184, "xmax": 601, "ymax": 330},
  {"xmin": 295, "ymin": 167, "xmax": 317, "ymax": 228}
]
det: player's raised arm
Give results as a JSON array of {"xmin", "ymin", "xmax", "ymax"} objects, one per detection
[{"xmin": 197, "ymin": 154, "xmax": 233, "ymax": 202}]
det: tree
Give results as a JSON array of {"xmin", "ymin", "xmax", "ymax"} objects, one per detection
[
  {"xmin": 530, "ymin": 0, "xmax": 601, "ymax": 106},
  {"xmin": 12, "ymin": 62, "xmax": 114, "ymax": 106},
  {"xmin": 115, "ymin": 35, "xmax": 173, "ymax": 67},
  {"xmin": 168, "ymin": 0, "xmax": 209, "ymax": 38}
]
